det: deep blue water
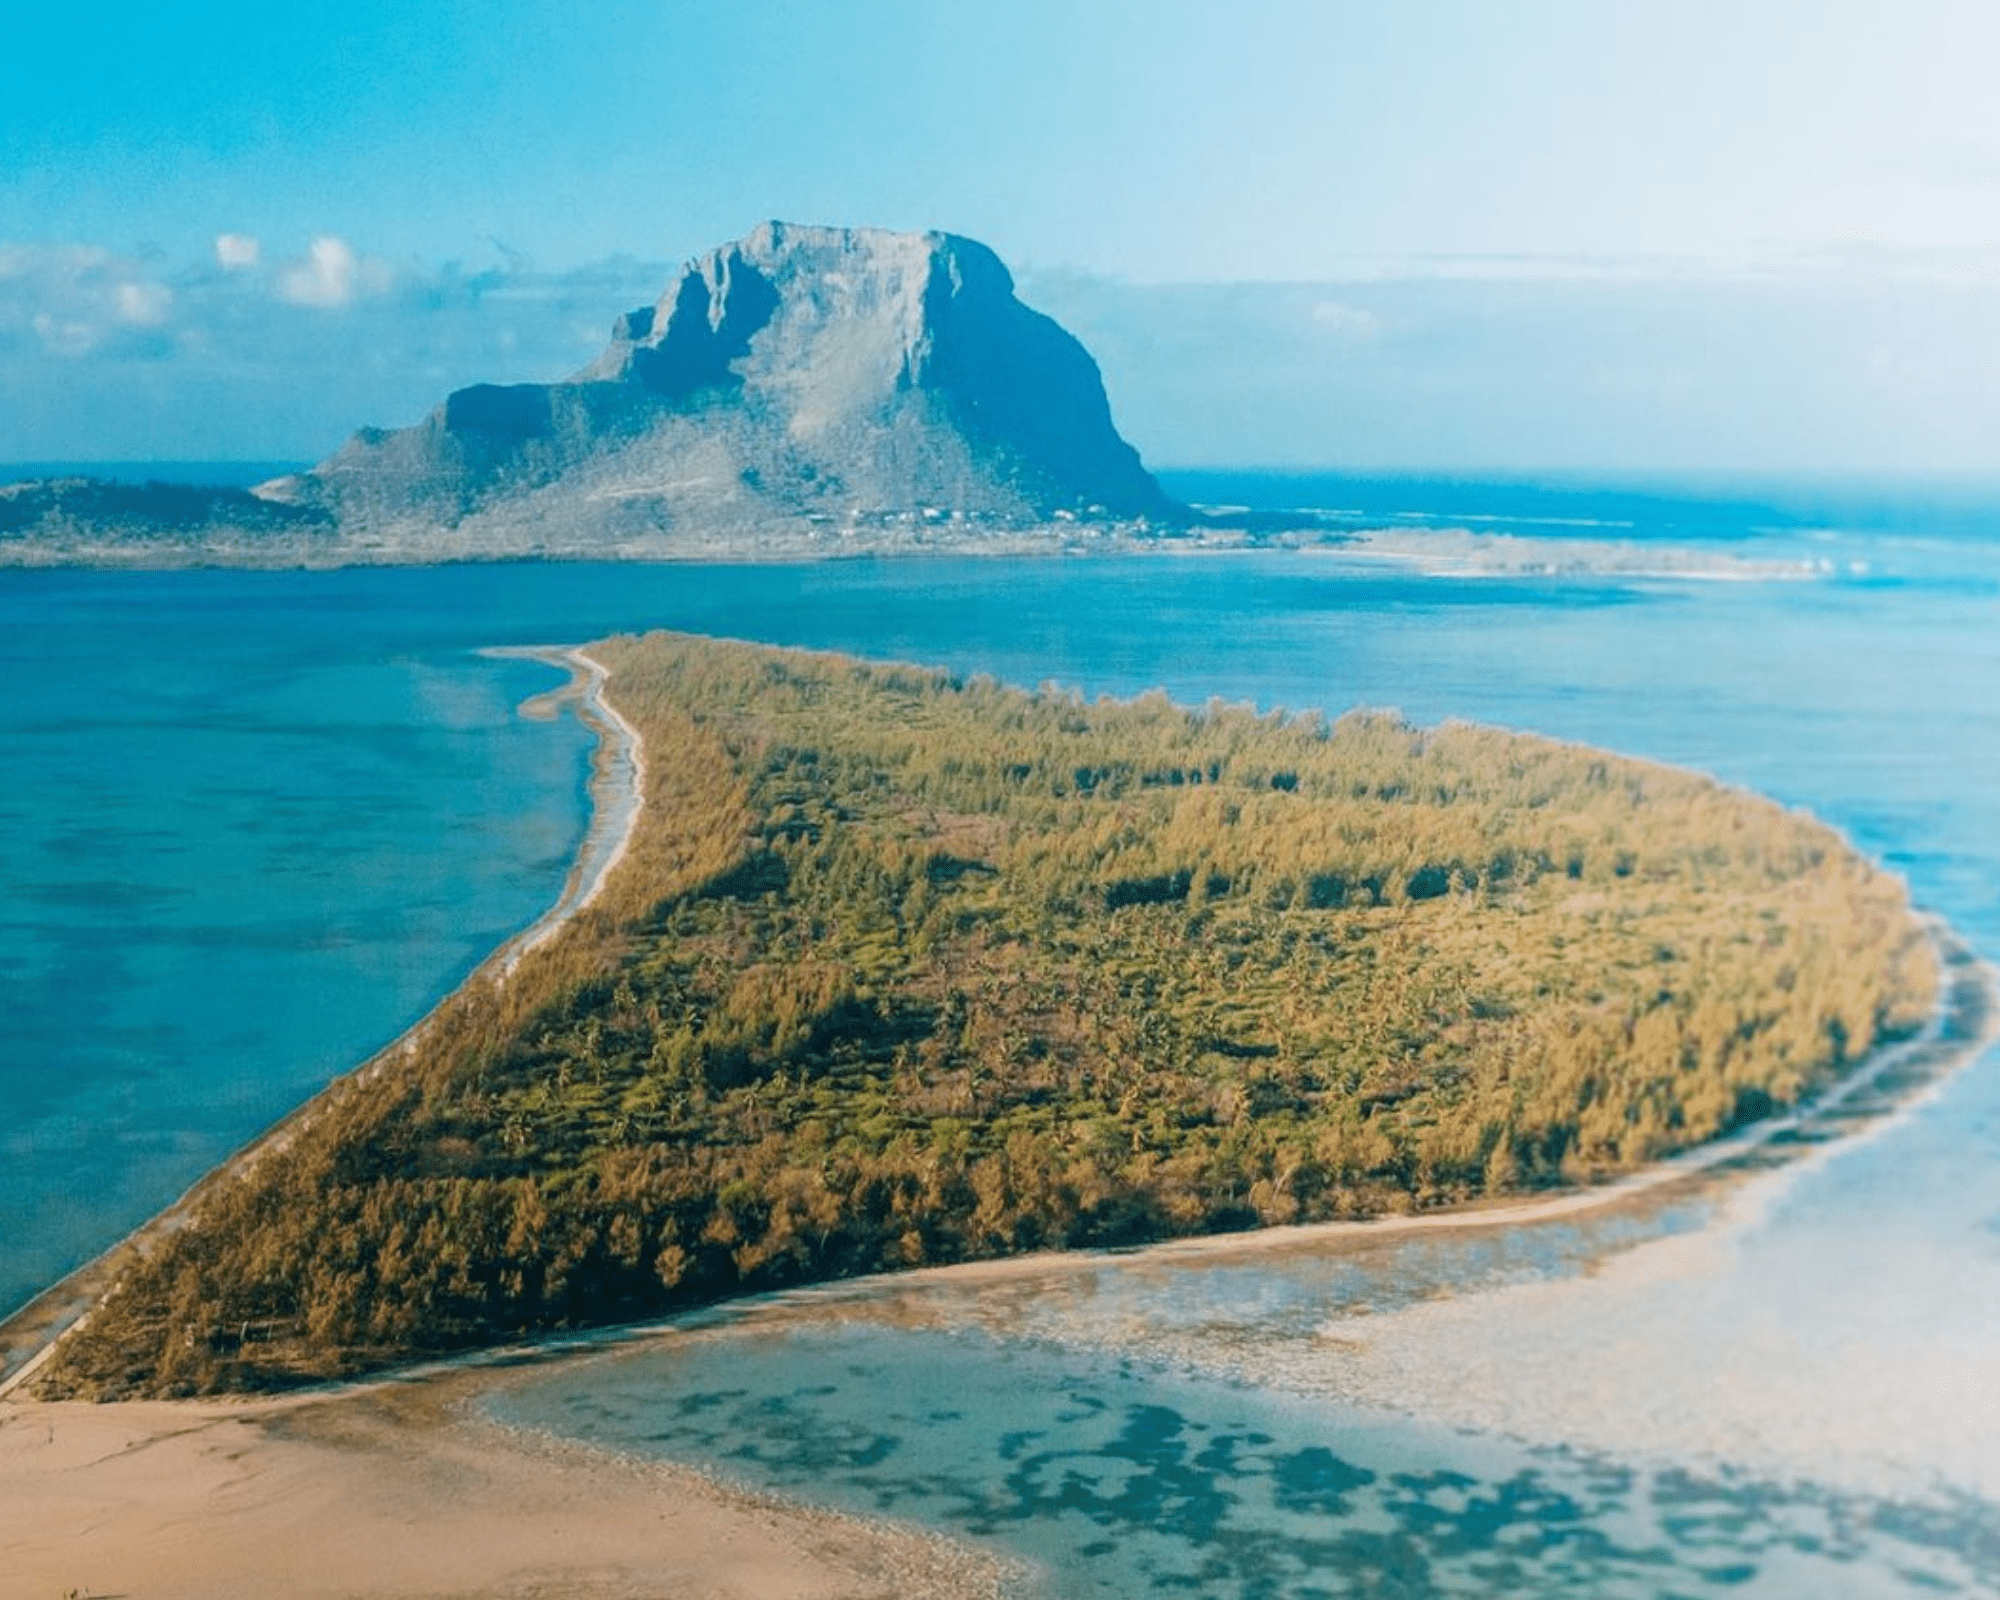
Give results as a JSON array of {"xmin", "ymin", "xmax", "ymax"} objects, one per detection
[{"xmin": 6, "ymin": 475, "xmax": 2000, "ymax": 1593}]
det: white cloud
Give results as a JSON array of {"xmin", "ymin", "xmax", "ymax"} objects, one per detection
[
  {"xmin": 2, "ymin": 246, "xmax": 172, "ymax": 358},
  {"xmin": 0, "ymin": 242, "xmax": 109, "ymax": 284},
  {"xmin": 116, "ymin": 281, "xmax": 173, "ymax": 326},
  {"xmin": 277, "ymin": 236, "xmax": 390, "ymax": 309},
  {"xmin": 31, "ymin": 310, "xmax": 100, "ymax": 357},
  {"xmin": 215, "ymin": 233, "xmax": 262, "ymax": 270},
  {"xmin": 0, "ymin": 235, "xmax": 672, "ymax": 456}
]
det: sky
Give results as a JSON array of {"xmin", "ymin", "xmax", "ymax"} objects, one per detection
[{"xmin": 5, "ymin": 0, "xmax": 2000, "ymax": 473}]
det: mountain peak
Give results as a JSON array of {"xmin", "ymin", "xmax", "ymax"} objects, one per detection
[{"xmin": 269, "ymin": 223, "xmax": 1179, "ymax": 554}]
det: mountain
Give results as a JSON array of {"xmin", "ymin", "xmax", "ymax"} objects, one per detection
[
  {"xmin": 250, "ymin": 222, "xmax": 1183, "ymax": 558},
  {"xmin": 0, "ymin": 223, "xmax": 1187, "ymax": 566}
]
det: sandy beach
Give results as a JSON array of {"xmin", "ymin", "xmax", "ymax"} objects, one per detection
[{"xmin": 0, "ymin": 1366, "xmax": 1009, "ymax": 1600}]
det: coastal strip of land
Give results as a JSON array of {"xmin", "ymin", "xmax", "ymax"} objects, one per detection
[
  {"xmin": 326, "ymin": 911, "xmax": 2000, "ymax": 1342},
  {"xmin": 18, "ymin": 634, "xmax": 1950, "ymax": 1402},
  {"xmin": 2, "ymin": 633, "xmax": 1986, "ymax": 1596},
  {"xmin": 701, "ymin": 914, "xmax": 1994, "ymax": 1330},
  {"xmin": 0, "ymin": 645, "xmax": 639, "ymax": 1393},
  {"xmin": 488, "ymin": 646, "xmax": 649, "ymax": 966},
  {"xmin": 0, "ymin": 920, "xmax": 1990, "ymax": 1600}
]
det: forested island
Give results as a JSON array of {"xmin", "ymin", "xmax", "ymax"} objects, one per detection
[{"xmin": 39, "ymin": 634, "xmax": 1936, "ymax": 1398}]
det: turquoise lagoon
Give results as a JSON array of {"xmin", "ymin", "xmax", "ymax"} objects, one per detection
[{"xmin": 6, "ymin": 473, "xmax": 2000, "ymax": 1594}]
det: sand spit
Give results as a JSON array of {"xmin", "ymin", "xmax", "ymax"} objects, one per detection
[
  {"xmin": 0, "ymin": 1367, "xmax": 1010, "ymax": 1600},
  {"xmin": 486, "ymin": 645, "xmax": 646, "ymax": 967},
  {"xmin": 2, "ymin": 637, "xmax": 1987, "ymax": 1588}
]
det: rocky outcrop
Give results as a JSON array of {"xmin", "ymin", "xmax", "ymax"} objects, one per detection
[{"xmin": 254, "ymin": 223, "xmax": 1181, "ymax": 556}]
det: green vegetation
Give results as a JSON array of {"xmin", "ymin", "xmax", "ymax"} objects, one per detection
[{"xmin": 43, "ymin": 633, "xmax": 1936, "ymax": 1397}]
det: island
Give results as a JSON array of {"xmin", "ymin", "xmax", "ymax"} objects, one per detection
[
  {"xmin": 28, "ymin": 632, "xmax": 1937, "ymax": 1399},
  {"xmin": 1, "ymin": 224, "xmax": 1190, "ymax": 566}
]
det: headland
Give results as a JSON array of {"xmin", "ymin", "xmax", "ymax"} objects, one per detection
[{"xmin": 1, "ymin": 631, "xmax": 1991, "ymax": 1596}]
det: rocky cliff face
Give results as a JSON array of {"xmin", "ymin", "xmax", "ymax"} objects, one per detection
[{"xmin": 257, "ymin": 223, "xmax": 1180, "ymax": 555}]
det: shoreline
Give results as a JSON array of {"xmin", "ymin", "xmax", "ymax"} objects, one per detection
[
  {"xmin": 0, "ymin": 643, "xmax": 645, "ymax": 1394},
  {"xmin": 0, "ymin": 1367, "xmax": 1013, "ymax": 1600},
  {"xmin": 0, "ymin": 629, "xmax": 1989, "ymax": 1590},
  {"xmin": 362, "ymin": 910, "xmax": 2000, "ymax": 1349},
  {"xmin": 1, "ymin": 929, "xmax": 1988, "ymax": 1598},
  {"xmin": 1, "ymin": 632, "xmax": 1979, "ymax": 1383},
  {"xmin": 482, "ymin": 645, "xmax": 646, "ymax": 967}
]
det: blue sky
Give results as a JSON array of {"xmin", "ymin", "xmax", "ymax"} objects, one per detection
[{"xmin": 6, "ymin": 1, "xmax": 2000, "ymax": 471}]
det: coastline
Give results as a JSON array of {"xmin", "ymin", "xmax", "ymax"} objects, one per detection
[
  {"xmin": 0, "ymin": 644, "xmax": 642, "ymax": 1394},
  {"xmin": 484, "ymin": 645, "xmax": 646, "ymax": 967},
  {"xmin": 401, "ymin": 911, "xmax": 2000, "ymax": 1340},
  {"xmin": 1, "ymin": 923, "xmax": 1988, "ymax": 1596},
  {"xmin": 3, "ymin": 630, "xmax": 1992, "ymax": 1592},
  {"xmin": 0, "ymin": 1367, "xmax": 1012, "ymax": 1600}
]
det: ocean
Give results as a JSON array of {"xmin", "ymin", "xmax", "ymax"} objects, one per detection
[{"xmin": 5, "ymin": 471, "xmax": 2000, "ymax": 1593}]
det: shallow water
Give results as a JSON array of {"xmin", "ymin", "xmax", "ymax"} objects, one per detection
[
  {"xmin": 7, "ymin": 475, "xmax": 2000, "ymax": 1588},
  {"xmin": 493, "ymin": 1323, "xmax": 2000, "ymax": 1598}
]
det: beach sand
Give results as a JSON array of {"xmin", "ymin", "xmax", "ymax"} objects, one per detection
[{"xmin": 0, "ymin": 1368, "xmax": 1008, "ymax": 1600}]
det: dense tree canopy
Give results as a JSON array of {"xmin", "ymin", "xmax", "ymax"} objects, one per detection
[{"xmin": 43, "ymin": 633, "xmax": 1936, "ymax": 1397}]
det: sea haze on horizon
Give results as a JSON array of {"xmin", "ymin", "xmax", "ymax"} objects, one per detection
[{"xmin": 1155, "ymin": 468, "xmax": 2000, "ymax": 545}]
